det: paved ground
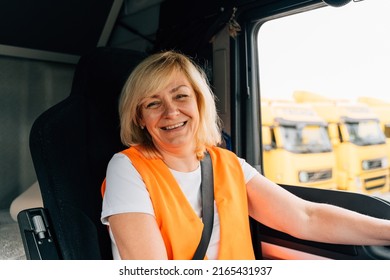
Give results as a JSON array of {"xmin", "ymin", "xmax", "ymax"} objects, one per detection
[
  {"xmin": 0, "ymin": 209, "xmax": 26, "ymax": 260},
  {"xmin": 374, "ymin": 192, "xmax": 390, "ymax": 203}
]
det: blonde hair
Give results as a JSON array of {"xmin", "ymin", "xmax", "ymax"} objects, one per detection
[{"xmin": 119, "ymin": 50, "xmax": 222, "ymax": 159}]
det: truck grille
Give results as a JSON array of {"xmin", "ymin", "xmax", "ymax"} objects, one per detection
[{"xmin": 364, "ymin": 175, "xmax": 387, "ymax": 191}]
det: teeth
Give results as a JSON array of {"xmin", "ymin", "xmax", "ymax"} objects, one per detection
[{"xmin": 163, "ymin": 122, "xmax": 185, "ymax": 130}]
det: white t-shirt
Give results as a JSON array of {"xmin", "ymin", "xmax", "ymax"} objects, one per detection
[{"xmin": 101, "ymin": 152, "xmax": 259, "ymax": 260}]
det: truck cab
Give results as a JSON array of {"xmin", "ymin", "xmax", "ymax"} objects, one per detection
[
  {"xmin": 359, "ymin": 96, "xmax": 390, "ymax": 176},
  {"xmin": 261, "ymin": 99, "xmax": 336, "ymax": 189},
  {"xmin": 1, "ymin": 0, "xmax": 390, "ymax": 263},
  {"xmin": 294, "ymin": 91, "xmax": 390, "ymax": 194}
]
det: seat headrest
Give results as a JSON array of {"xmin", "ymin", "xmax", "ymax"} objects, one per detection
[{"xmin": 70, "ymin": 47, "xmax": 147, "ymax": 101}]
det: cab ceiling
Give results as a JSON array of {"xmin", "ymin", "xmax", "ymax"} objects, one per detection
[{"xmin": 0, "ymin": 0, "xmax": 312, "ymax": 62}]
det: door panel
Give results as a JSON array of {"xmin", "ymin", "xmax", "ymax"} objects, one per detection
[{"xmin": 254, "ymin": 185, "xmax": 390, "ymax": 259}]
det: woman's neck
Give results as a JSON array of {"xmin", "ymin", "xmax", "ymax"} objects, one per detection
[{"xmin": 159, "ymin": 149, "xmax": 199, "ymax": 172}]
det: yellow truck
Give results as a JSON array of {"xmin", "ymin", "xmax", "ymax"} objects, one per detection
[
  {"xmin": 358, "ymin": 96, "xmax": 390, "ymax": 138},
  {"xmin": 294, "ymin": 91, "xmax": 390, "ymax": 194},
  {"xmin": 261, "ymin": 99, "xmax": 337, "ymax": 189},
  {"xmin": 358, "ymin": 96, "xmax": 390, "ymax": 179}
]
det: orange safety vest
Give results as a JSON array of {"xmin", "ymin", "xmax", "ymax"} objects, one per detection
[{"xmin": 101, "ymin": 146, "xmax": 255, "ymax": 260}]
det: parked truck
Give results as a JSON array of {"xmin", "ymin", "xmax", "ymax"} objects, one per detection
[
  {"xmin": 358, "ymin": 96, "xmax": 390, "ymax": 181},
  {"xmin": 358, "ymin": 96, "xmax": 390, "ymax": 138},
  {"xmin": 261, "ymin": 98, "xmax": 337, "ymax": 189},
  {"xmin": 294, "ymin": 91, "xmax": 389, "ymax": 194}
]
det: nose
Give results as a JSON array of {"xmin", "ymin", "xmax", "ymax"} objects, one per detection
[{"xmin": 163, "ymin": 99, "xmax": 179, "ymax": 117}]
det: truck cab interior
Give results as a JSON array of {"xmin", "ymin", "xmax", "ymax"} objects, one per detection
[{"xmin": 1, "ymin": 0, "xmax": 390, "ymax": 260}]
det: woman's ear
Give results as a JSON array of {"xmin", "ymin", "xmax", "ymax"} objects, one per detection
[{"xmin": 138, "ymin": 118, "xmax": 146, "ymax": 129}]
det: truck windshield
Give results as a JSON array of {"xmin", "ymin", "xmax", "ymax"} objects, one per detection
[
  {"xmin": 345, "ymin": 120, "xmax": 386, "ymax": 146},
  {"xmin": 280, "ymin": 125, "xmax": 332, "ymax": 153}
]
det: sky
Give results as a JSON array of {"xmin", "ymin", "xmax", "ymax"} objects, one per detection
[{"xmin": 258, "ymin": 0, "xmax": 390, "ymax": 102}]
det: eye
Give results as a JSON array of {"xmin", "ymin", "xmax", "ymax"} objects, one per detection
[
  {"xmin": 175, "ymin": 93, "xmax": 190, "ymax": 100},
  {"xmin": 145, "ymin": 100, "xmax": 161, "ymax": 109}
]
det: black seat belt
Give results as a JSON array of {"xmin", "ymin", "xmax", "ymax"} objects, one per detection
[{"xmin": 192, "ymin": 152, "xmax": 214, "ymax": 260}]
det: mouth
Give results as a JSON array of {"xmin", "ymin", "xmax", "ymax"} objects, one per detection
[{"xmin": 160, "ymin": 121, "xmax": 187, "ymax": 131}]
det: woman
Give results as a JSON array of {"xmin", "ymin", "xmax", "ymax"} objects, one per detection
[{"xmin": 101, "ymin": 50, "xmax": 390, "ymax": 260}]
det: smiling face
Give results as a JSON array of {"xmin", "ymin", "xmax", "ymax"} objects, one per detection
[{"xmin": 139, "ymin": 69, "xmax": 200, "ymax": 155}]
